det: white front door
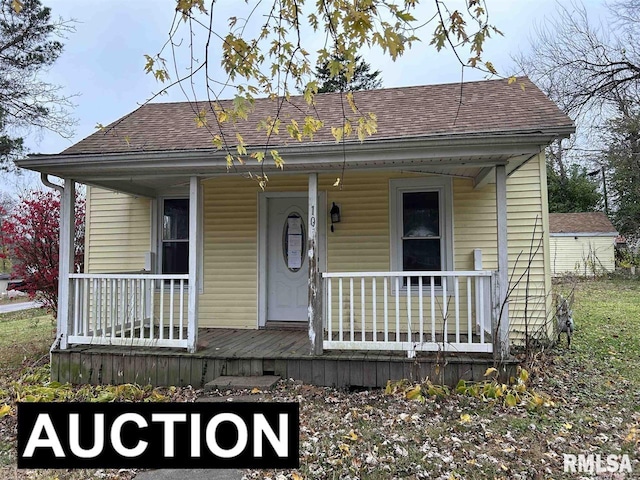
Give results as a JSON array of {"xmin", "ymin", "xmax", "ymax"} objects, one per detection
[{"xmin": 267, "ymin": 197, "xmax": 309, "ymax": 321}]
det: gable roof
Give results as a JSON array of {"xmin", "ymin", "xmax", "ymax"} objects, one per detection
[
  {"xmin": 60, "ymin": 76, "xmax": 573, "ymax": 156},
  {"xmin": 549, "ymin": 212, "xmax": 618, "ymax": 235}
]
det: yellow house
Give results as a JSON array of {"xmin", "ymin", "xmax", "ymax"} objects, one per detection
[
  {"xmin": 549, "ymin": 212, "xmax": 618, "ymax": 276},
  {"xmin": 18, "ymin": 77, "xmax": 574, "ymax": 387}
]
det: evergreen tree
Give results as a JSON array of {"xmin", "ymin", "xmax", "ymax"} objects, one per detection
[
  {"xmin": 315, "ymin": 54, "xmax": 382, "ymax": 93},
  {"xmin": 547, "ymin": 163, "xmax": 601, "ymax": 213},
  {"xmin": 0, "ymin": 0, "xmax": 74, "ymax": 169}
]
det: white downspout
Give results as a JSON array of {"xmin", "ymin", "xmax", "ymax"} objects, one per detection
[
  {"xmin": 40, "ymin": 174, "xmax": 68, "ymax": 355},
  {"xmin": 41, "ymin": 173, "xmax": 63, "ymax": 194}
]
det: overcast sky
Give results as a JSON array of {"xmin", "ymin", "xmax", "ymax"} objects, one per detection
[{"xmin": 3, "ymin": 0, "xmax": 607, "ymax": 193}]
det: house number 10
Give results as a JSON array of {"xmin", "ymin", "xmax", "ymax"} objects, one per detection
[{"xmin": 310, "ymin": 206, "xmax": 316, "ymax": 227}]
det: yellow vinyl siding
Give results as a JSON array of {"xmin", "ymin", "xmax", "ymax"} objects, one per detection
[
  {"xmin": 550, "ymin": 236, "xmax": 616, "ymax": 275},
  {"xmin": 85, "ymin": 186, "xmax": 151, "ymax": 273},
  {"xmin": 505, "ymin": 156, "xmax": 551, "ymax": 343},
  {"xmin": 453, "ymin": 155, "xmax": 550, "ymax": 343},
  {"xmin": 200, "ymin": 177, "xmax": 259, "ymax": 328},
  {"xmin": 86, "ymin": 156, "xmax": 551, "ymax": 343},
  {"xmin": 323, "ymin": 172, "xmax": 390, "ymax": 273}
]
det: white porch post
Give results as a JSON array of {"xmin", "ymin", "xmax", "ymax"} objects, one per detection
[
  {"xmin": 494, "ymin": 165, "xmax": 510, "ymax": 359},
  {"xmin": 187, "ymin": 176, "xmax": 201, "ymax": 353},
  {"xmin": 57, "ymin": 179, "xmax": 75, "ymax": 350},
  {"xmin": 308, "ymin": 173, "xmax": 323, "ymax": 355}
]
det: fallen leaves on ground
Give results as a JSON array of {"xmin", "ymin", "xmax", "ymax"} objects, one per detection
[{"xmin": 1, "ymin": 279, "xmax": 639, "ymax": 479}]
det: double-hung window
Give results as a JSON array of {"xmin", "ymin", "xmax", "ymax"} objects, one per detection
[
  {"xmin": 402, "ymin": 191, "xmax": 441, "ymax": 272},
  {"xmin": 162, "ymin": 198, "xmax": 189, "ymax": 274},
  {"xmin": 390, "ymin": 178, "xmax": 453, "ymax": 287}
]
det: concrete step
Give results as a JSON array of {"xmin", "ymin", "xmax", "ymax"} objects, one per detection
[{"xmin": 204, "ymin": 375, "xmax": 281, "ymax": 392}]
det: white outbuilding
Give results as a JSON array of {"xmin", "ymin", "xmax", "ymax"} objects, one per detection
[{"xmin": 549, "ymin": 212, "xmax": 618, "ymax": 276}]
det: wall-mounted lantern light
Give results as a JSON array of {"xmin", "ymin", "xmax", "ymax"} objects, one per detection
[{"xmin": 330, "ymin": 202, "xmax": 341, "ymax": 232}]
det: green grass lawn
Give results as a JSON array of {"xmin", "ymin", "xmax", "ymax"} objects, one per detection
[
  {"xmin": 0, "ymin": 308, "xmax": 54, "ymax": 374},
  {"xmin": 571, "ymin": 278, "xmax": 640, "ymax": 383}
]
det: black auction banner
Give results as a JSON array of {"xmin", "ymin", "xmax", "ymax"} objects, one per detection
[{"xmin": 18, "ymin": 402, "xmax": 299, "ymax": 469}]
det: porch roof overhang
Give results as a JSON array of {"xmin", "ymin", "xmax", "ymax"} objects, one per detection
[{"xmin": 18, "ymin": 127, "xmax": 571, "ymax": 197}]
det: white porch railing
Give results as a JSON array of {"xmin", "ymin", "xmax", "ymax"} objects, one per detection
[
  {"xmin": 322, "ymin": 271, "xmax": 494, "ymax": 355},
  {"xmin": 67, "ymin": 273, "xmax": 190, "ymax": 348}
]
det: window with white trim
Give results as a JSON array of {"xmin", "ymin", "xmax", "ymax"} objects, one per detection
[
  {"xmin": 390, "ymin": 178, "xmax": 453, "ymax": 286},
  {"xmin": 162, "ymin": 198, "xmax": 189, "ymax": 274}
]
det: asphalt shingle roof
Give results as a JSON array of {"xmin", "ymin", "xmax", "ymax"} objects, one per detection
[
  {"xmin": 549, "ymin": 212, "xmax": 618, "ymax": 234},
  {"xmin": 62, "ymin": 76, "xmax": 573, "ymax": 156}
]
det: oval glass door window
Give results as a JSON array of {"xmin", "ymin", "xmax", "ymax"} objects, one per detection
[{"xmin": 283, "ymin": 212, "xmax": 305, "ymax": 272}]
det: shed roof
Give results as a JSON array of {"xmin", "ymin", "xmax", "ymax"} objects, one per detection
[
  {"xmin": 549, "ymin": 212, "xmax": 618, "ymax": 235},
  {"xmin": 59, "ymin": 76, "xmax": 573, "ymax": 156}
]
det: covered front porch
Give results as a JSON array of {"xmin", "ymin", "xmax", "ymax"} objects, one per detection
[
  {"xmin": 49, "ymin": 157, "xmax": 515, "ymax": 363},
  {"xmin": 51, "ymin": 327, "xmax": 515, "ymax": 389}
]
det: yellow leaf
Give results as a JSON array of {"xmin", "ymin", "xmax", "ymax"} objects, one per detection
[
  {"xmin": 500, "ymin": 464, "xmax": 509, "ymax": 471},
  {"xmin": 11, "ymin": 0, "xmax": 23, "ymax": 14},
  {"xmin": 251, "ymin": 387, "xmax": 261, "ymax": 394},
  {"xmin": 236, "ymin": 133, "xmax": 247, "ymax": 155},
  {"xmin": 344, "ymin": 429, "xmax": 358, "ymax": 441},
  {"xmin": 211, "ymin": 135, "xmax": 223, "ymax": 150},
  {"xmin": 505, "ymin": 393, "xmax": 517, "ymax": 407},
  {"xmin": 143, "ymin": 54, "xmax": 155, "ymax": 74},
  {"xmin": 153, "ymin": 68, "xmax": 169, "ymax": 83},
  {"xmin": 0, "ymin": 404, "xmax": 10, "ymax": 417},
  {"xmin": 292, "ymin": 473, "xmax": 303, "ymax": 480},
  {"xmin": 346, "ymin": 91, "xmax": 357, "ymax": 114},
  {"xmin": 343, "ymin": 119, "xmax": 353, "ymax": 137},
  {"xmin": 338, "ymin": 443, "xmax": 350, "ymax": 454},
  {"xmin": 252, "ymin": 151, "xmax": 265, "ymax": 163},
  {"xmin": 508, "ymin": 76, "xmax": 517, "ymax": 85},
  {"xmin": 216, "ymin": 109, "xmax": 228, "ymax": 123},
  {"xmin": 333, "ymin": 177, "xmax": 341, "ymax": 187},
  {"xmin": 405, "ymin": 385, "xmax": 422, "ymax": 401},
  {"xmin": 484, "ymin": 367, "xmax": 497, "ymax": 377},
  {"xmin": 460, "ymin": 413, "xmax": 472, "ymax": 423},
  {"xmin": 303, "ymin": 81, "xmax": 317, "ymax": 105},
  {"xmin": 194, "ymin": 108, "xmax": 207, "ymax": 128},
  {"xmin": 518, "ymin": 368, "xmax": 529, "ymax": 383},
  {"xmin": 624, "ymin": 427, "xmax": 638, "ymax": 443},
  {"xmin": 270, "ymin": 149, "xmax": 284, "ymax": 169},
  {"xmin": 331, "ymin": 126, "xmax": 343, "ymax": 143},
  {"xmin": 563, "ymin": 423, "xmax": 572, "ymax": 430}
]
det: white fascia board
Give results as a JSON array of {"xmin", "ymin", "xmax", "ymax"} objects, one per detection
[{"xmin": 17, "ymin": 129, "xmax": 571, "ymax": 177}]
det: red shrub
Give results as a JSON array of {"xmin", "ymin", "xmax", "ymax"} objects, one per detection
[{"xmin": 1, "ymin": 190, "xmax": 85, "ymax": 315}]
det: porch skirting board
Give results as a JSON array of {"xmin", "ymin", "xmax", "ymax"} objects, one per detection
[{"xmin": 52, "ymin": 329, "xmax": 516, "ymax": 388}]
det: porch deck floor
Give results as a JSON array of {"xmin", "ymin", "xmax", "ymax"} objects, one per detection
[{"xmin": 52, "ymin": 328, "xmax": 513, "ymax": 389}]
